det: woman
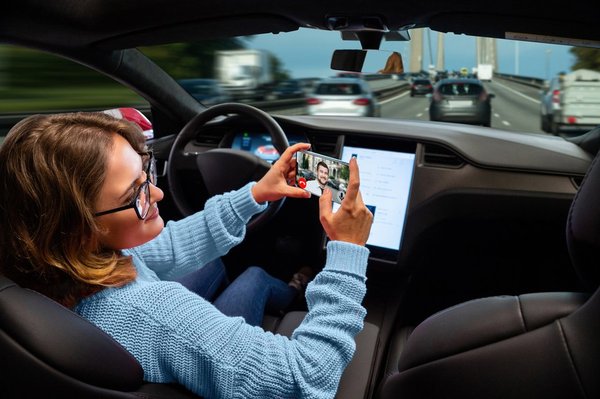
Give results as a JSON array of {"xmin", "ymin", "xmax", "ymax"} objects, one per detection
[{"xmin": 0, "ymin": 112, "xmax": 373, "ymax": 398}]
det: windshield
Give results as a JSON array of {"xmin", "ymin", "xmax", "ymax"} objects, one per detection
[
  {"xmin": 1, "ymin": 27, "xmax": 597, "ymax": 138},
  {"xmin": 149, "ymin": 28, "xmax": 591, "ymax": 137}
]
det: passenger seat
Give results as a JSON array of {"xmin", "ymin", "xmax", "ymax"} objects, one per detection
[{"xmin": 264, "ymin": 311, "xmax": 381, "ymax": 399}]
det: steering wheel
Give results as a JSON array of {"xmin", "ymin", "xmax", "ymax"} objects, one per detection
[{"xmin": 167, "ymin": 103, "xmax": 289, "ymax": 232}]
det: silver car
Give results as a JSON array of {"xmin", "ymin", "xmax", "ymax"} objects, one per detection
[
  {"xmin": 429, "ymin": 78, "xmax": 494, "ymax": 126},
  {"xmin": 307, "ymin": 78, "xmax": 381, "ymax": 117}
]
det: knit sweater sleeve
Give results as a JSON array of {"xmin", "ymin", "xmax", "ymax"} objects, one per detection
[
  {"xmin": 128, "ymin": 182, "xmax": 266, "ymax": 280},
  {"xmin": 76, "ymin": 241, "xmax": 369, "ymax": 399}
]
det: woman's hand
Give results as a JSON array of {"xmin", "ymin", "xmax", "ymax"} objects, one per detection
[
  {"xmin": 252, "ymin": 142, "xmax": 312, "ymax": 204},
  {"xmin": 318, "ymin": 157, "xmax": 373, "ymax": 246}
]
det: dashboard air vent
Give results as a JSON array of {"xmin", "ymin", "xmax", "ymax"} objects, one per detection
[
  {"xmin": 423, "ymin": 143, "xmax": 464, "ymax": 168},
  {"xmin": 306, "ymin": 132, "xmax": 339, "ymax": 156}
]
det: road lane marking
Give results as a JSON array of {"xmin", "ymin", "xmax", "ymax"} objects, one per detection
[
  {"xmin": 379, "ymin": 90, "xmax": 410, "ymax": 104},
  {"xmin": 492, "ymin": 113, "xmax": 511, "ymax": 126},
  {"xmin": 492, "ymin": 81, "xmax": 540, "ymax": 104}
]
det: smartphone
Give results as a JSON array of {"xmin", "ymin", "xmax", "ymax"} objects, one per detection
[{"xmin": 296, "ymin": 150, "xmax": 350, "ymax": 204}]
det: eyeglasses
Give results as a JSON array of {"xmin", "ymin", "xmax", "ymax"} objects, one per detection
[{"xmin": 95, "ymin": 151, "xmax": 158, "ymax": 220}]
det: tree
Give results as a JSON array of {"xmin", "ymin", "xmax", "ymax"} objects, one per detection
[
  {"xmin": 0, "ymin": 45, "xmax": 114, "ymax": 88},
  {"xmin": 569, "ymin": 47, "xmax": 600, "ymax": 71},
  {"xmin": 140, "ymin": 38, "xmax": 247, "ymax": 79},
  {"xmin": 0, "ymin": 38, "xmax": 248, "ymax": 89},
  {"xmin": 141, "ymin": 39, "xmax": 291, "ymax": 83},
  {"xmin": 301, "ymin": 154, "xmax": 309, "ymax": 170},
  {"xmin": 0, "ymin": 36, "xmax": 291, "ymax": 91},
  {"xmin": 269, "ymin": 54, "xmax": 291, "ymax": 83},
  {"xmin": 338, "ymin": 165, "xmax": 350, "ymax": 181}
]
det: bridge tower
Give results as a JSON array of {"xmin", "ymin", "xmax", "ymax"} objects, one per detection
[
  {"xmin": 476, "ymin": 37, "xmax": 498, "ymax": 69},
  {"xmin": 407, "ymin": 29, "xmax": 444, "ymax": 72},
  {"xmin": 409, "ymin": 28, "xmax": 424, "ymax": 73},
  {"xmin": 435, "ymin": 32, "xmax": 445, "ymax": 71},
  {"xmin": 408, "ymin": 30, "xmax": 497, "ymax": 73}
]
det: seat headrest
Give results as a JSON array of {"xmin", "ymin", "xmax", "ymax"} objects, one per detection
[
  {"xmin": 0, "ymin": 275, "xmax": 143, "ymax": 390},
  {"xmin": 566, "ymin": 150, "xmax": 600, "ymax": 290}
]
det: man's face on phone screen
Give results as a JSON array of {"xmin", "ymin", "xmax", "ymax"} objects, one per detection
[{"xmin": 317, "ymin": 164, "xmax": 329, "ymax": 187}]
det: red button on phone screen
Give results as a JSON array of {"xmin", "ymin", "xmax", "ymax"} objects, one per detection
[{"xmin": 298, "ymin": 178, "xmax": 306, "ymax": 189}]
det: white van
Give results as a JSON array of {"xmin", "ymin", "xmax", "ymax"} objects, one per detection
[{"xmin": 540, "ymin": 69, "xmax": 600, "ymax": 134}]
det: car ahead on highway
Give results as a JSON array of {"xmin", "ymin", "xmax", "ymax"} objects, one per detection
[
  {"xmin": 177, "ymin": 78, "xmax": 231, "ymax": 106},
  {"xmin": 410, "ymin": 78, "xmax": 434, "ymax": 96},
  {"xmin": 540, "ymin": 69, "xmax": 600, "ymax": 135},
  {"xmin": 1, "ymin": 1, "xmax": 600, "ymax": 398},
  {"xmin": 272, "ymin": 79, "xmax": 305, "ymax": 99},
  {"xmin": 307, "ymin": 78, "xmax": 381, "ymax": 117},
  {"xmin": 429, "ymin": 78, "xmax": 494, "ymax": 126}
]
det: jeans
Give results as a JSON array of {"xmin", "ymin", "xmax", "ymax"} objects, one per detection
[{"xmin": 176, "ymin": 259, "xmax": 298, "ymax": 327}]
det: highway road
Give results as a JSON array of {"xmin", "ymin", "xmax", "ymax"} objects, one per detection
[
  {"xmin": 377, "ymin": 77, "xmax": 548, "ymax": 134},
  {"xmin": 272, "ymin": 76, "xmax": 562, "ymax": 137}
]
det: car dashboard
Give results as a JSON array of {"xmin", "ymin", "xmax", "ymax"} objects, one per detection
[{"xmin": 180, "ymin": 114, "xmax": 589, "ymax": 322}]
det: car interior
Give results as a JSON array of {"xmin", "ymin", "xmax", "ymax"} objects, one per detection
[{"xmin": 1, "ymin": 0, "xmax": 599, "ymax": 398}]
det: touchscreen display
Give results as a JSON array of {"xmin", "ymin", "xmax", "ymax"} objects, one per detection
[{"xmin": 334, "ymin": 146, "xmax": 415, "ymax": 255}]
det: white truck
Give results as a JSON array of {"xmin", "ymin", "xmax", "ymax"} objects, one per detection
[
  {"xmin": 214, "ymin": 49, "xmax": 274, "ymax": 101},
  {"xmin": 540, "ymin": 69, "xmax": 600, "ymax": 134},
  {"xmin": 476, "ymin": 64, "xmax": 493, "ymax": 82}
]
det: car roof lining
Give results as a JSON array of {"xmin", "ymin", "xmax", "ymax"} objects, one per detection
[
  {"xmin": 2, "ymin": 0, "xmax": 599, "ymax": 50},
  {"xmin": 91, "ymin": 15, "xmax": 300, "ymax": 49}
]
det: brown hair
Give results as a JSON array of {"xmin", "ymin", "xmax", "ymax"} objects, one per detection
[
  {"xmin": 0, "ymin": 112, "xmax": 145, "ymax": 307},
  {"xmin": 378, "ymin": 52, "xmax": 404, "ymax": 74},
  {"xmin": 316, "ymin": 161, "xmax": 329, "ymax": 173}
]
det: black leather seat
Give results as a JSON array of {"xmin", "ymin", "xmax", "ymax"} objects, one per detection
[
  {"xmin": 265, "ymin": 311, "xmax": 381, "ymax": 399},
  {"xmin": 0, "ymin": 275, "xmax": 202, "ymax": 398},
  {"xmin": 377, "ymin": 152, "xmax": 600, "ymax": 399}
]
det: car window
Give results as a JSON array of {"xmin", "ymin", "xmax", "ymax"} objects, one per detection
[
  {"xmin": 3, "ymin": 28, "xmax": 592, "ymax": 139},
  {"xmin": 0, "ymin": 45, "xmax": 147, "ymax": 116},
  {"xmin": 0, "ymin": 45, "xmax": 148, "ymax": 142},
  {"xmin": 316, "ymin": 83, "xmax": 362, "ymax": 95},
  {"xmin": 440, "ymin": 83, "xmax": 483, "ymax": 96},
  {"xmin": 279, "ymin": 81, "xmax": 297, "ymax": 88}
]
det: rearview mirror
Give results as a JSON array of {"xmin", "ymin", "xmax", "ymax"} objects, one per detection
[{"xmin": 331, "ymin": 50, "xmax": 404, "ymax": 75}]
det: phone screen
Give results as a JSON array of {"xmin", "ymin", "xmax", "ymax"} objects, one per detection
[{"xmin": 296, "ymin": 150, "xmax": 350, "ymax": 204}]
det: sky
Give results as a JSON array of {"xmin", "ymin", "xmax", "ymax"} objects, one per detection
[{"xmin": 247, "ymin": 28, "xmax": 575, "ymax": 81}]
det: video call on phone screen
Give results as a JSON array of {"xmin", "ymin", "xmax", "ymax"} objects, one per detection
[{"xmin": 296, "ymin": 151, "xmax": 349, "ymax": 204}]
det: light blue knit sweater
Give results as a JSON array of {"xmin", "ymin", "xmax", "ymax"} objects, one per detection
[{"xmin": 75, "ymin": 183, "xmax": 369, "ymax": 399}]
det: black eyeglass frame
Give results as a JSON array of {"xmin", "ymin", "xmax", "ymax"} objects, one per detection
[{"xmin": 94, "ymin": 151, "xmax": 156, "ymax": 220}]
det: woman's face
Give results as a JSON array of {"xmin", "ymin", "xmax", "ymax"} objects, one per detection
[{"xmin": 95, "ymin": 134, "xmax": 164, "ymax": 250}]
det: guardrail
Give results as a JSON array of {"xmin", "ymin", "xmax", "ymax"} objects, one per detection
[
  {"xmin": 494, "ymin": 72, "xmax": 546, "ymax": 89},
  {"xmin": 370, "ymin": 79, "xmax": 409, "ymax": 100}
]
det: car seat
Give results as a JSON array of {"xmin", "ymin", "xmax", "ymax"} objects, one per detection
[
  {"xmin": 0, "ymin": 275, "xmax": 203, "ymax": 398},
  {"xmin": 376, "ymin": 151, "xmax": 600, "ymax": 398}
]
